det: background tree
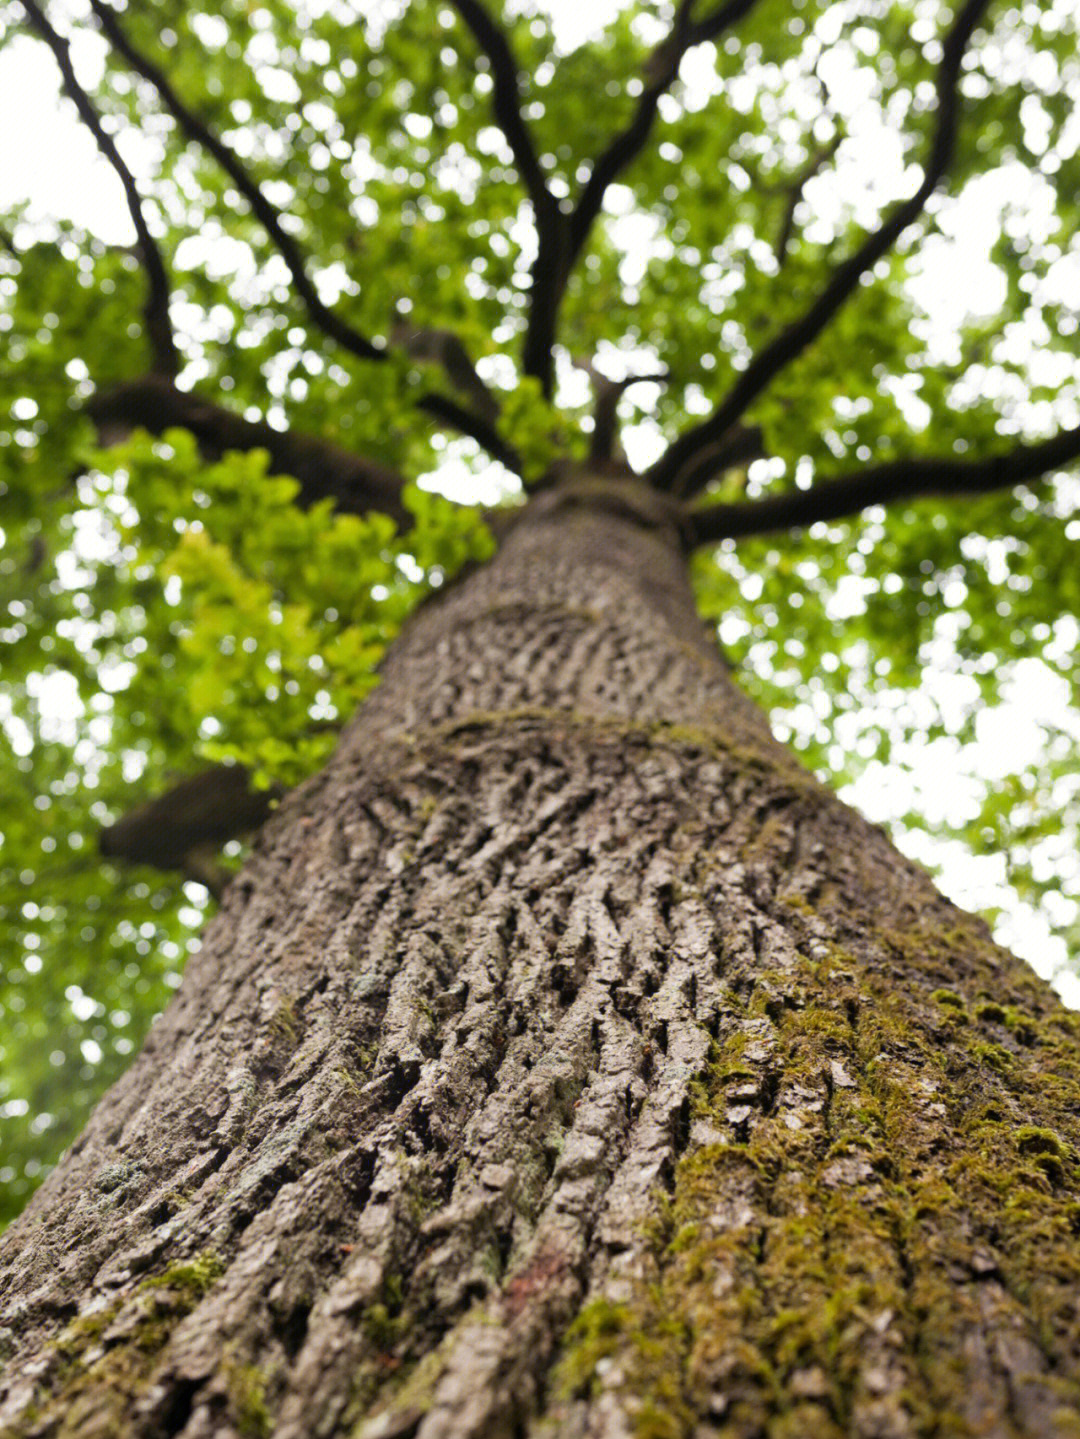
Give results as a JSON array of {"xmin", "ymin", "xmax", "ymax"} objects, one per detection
[{"xmin": 1, "ymin": 0, "xmax": 1080, "ymax": 1433}]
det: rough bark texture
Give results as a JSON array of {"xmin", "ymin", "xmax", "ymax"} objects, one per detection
[{"xmin": 3, "ymin": 485, "xmax": 1080, "ymax": 1439}]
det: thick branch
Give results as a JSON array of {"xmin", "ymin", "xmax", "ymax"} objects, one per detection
[
  {"xmin": 87, "ymin": 375, "xmax": 411, "ymax": 525},
  {"xmin": 650, "ymin": 0, "xmax": 992, "ymax": 491},
  {"xmin": 100, "ymin": 764, "xmax": 280, "ymax": 898},
  {"xmin": 449, "ymin": 0, "xmax": 564, "ymax": 400},
  {"xmin": 580, "ymin": 367, "xmax": 669, "ymax": 464},
  {"xmin": 685, "ymin": 423, "xmax": 1080, "ymax": 547},
  {"xmin": 449, "ymin": 0, "xmax": 556, "ymax": 230},
  {"xmin": 673, "ymin": 423, "xmax": 766, "ymax": 497},
  {"xmin": 20, "ymin": 0, "xmax": 177, "ymax": 376},
  {"xmin": 392, "ymin": 321, "xmax": 500, "ymax": 425},
  {"xmin": 417, "ymin": 393, "xmax": 520, "ymax": 471}
]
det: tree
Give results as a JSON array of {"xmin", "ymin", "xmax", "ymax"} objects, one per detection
[{"xmin": 2, "ymin": 0, "xmax": 1080, "ymax": 1431}]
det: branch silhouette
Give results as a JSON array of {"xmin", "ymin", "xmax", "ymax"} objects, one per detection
[
  {"xmin": 685, "ymin": 423, "xmax": 1080, "ymax": 546},
  {"xmin": 650, "ymin": 0, "xmax": 993, "ymax": 491},
  {"xmin": 86, "ymin": 0, "xmax": 520, "ymax": 466},
  {"xmin": 20, "ymin": 0, "xmax": 177, "ymax": 376},
  {"xmin": 87, "ymin": 376, "xmax": 412, "ymax": 525},
  {"xmin": 449, "ymin": 0, "xmax": 565, "ymax": 399}
]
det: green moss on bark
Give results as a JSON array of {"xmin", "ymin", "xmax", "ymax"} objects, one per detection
[
  {"xmin": 551, "ymin": 899, "xmax": 1080, "ymax": 1437},
  {"xmin": 1, "ymin": 1255, "xmax": 224, "ymax": 1438}
]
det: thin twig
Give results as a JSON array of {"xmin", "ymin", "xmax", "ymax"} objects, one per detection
[
  {"xmin": 392, "ymin": 319, "xmax": 501, "ymax": 425},
  {"xmin": 449, "ymin": 0, "xmax": 557, "ymax": 229},
  {"xmin": 773, "ymin": 133, "xmax": 843, "ymax": 269}
]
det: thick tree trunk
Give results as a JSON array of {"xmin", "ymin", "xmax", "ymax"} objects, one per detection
[{"xmin": 3, "ymin": 485, "xmax": 1080, "ymax": 1439}]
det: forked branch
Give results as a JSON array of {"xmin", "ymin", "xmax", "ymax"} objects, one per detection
[
  {"xmin": 451, "ymin": 0, "xmax": 764, "ymax": 402},
  {"xmin": 685, "ymin": 422, "xmax": 1080, "ymax": 547},
  {"xmin": 577, "ymin": 364, "xmax": 669, "ymax": 464},
  {"xmin": 772, "ymin": 133, "xmax": 844, "ymax": 269},
  {"xmin": 20, "ymin": 0, "xmax": 177, "ymax": 376},
  {"xmin": 649, "ymin": 0, "xmax": 993, "ymax": 491},
  {"xmin": 568, "ymin": 0, "xmax": 760, "ymax": 267},
  {"xmin": 521, "ymin": 0, "xmax": 761, "ymax": 399}
]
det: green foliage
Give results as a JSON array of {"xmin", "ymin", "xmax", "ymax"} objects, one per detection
[
  {"xmin": 80, "ymin": 428, "xmax": 483, "ymax": 787},
  {"xmin": 1, "ymin": 0, "xmax": 1079, "ymax": 1229},
  {"xmin": 0, "ymin": 416, "xmax": 490, "ymax": 1227}
]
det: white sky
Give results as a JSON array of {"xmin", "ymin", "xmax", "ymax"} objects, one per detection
[{"xmin": 1, "ymin": 2, "xmax": 1078, "ymax": 1003}]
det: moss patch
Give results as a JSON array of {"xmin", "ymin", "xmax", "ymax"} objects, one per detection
[
  {"xmin": 5, "ymin": 1253, "xmax": 226, "ymax": 1437},
  {"xmin": 225, "ymin": 1361, "xmax": 272, "ymax": 1438},
  {"xmin": 549, "ymin": 904, "xmax": 1080, "ymax": 1435}
]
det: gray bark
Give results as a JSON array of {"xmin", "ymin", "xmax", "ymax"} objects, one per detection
[{"xmin": 2, "ymin": 481, "xmax": 1080, "ymax": 1438}]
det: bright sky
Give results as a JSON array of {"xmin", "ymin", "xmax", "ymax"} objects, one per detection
[{"xmin": 1, "ymin": 1, "xmax": 1078, "ymax": 1003}]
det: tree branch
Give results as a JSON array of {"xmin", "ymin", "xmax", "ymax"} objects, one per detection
[
  {"xmin": 449, "ymin": 0, "xmax": 556, "ymax": 229},
  {"xmin": 568, "ymin": 0, "xmax": 759, "ymax": 266},
  {"xmin": 416, "ymin": 392, "xmax": 520, "ymax": 471},
  {"xmin": 20, "ymin": 0, "xmax": 177, "ymax": 376},
  {"xmin": 772, "ymin": 133, "xmax": 843, "ymax": 270},
  {"xmin": 448, "ymin": 0, "xmax": 564, "ymax": 400},
  {"xmin": 507, "ymin": 0, "xmax": 762, "ymax": 401},
  {"xmin": 672, "ymin": 423, "xmax": 766, "ymax": 497},
  {"xmin": 100, "ymin": 764, "xmax": 280, "ymax": 899},
  {"xmin": 392, "ymin": 320, "xmax": 500, "ymax": 425},
  {"xmin": 86, "ymin": 0, "xmax": 517, "ymax": 467},
  {"xmin": 650, "ymin": 0, "xmax": 993, "ymax": 491},
  {"xmin": 86, "ymin": 375, "xmax": 412, "ymax": 525},
  {"xmin": 87, "ymin": 0, "xmax": 383, "ymax": 362},
  {"xmin": 685, "ymin": 422, "xmax": 1080, "ymax": 547},
  {"xmin": 576, "ymin": 364, "xmax": 669, "ymax": 465},
  {"xmin": 759, "ymin": 64, "xmax": 843, "ymax": 271}
]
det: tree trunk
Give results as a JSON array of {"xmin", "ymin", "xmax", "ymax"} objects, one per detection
[{"xmin": 3, "ymin": 483, "xmax": 1080, "ymax": 1439}]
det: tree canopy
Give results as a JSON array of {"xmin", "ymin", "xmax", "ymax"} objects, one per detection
[{"xmin": 1, "ymin": 0, "xmax": 1078, "ymax": 1227}]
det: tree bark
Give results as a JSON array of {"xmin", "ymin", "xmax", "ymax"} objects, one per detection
[{"xmin": 3, "ymin": 482, "xmax": 1080, "ymax": 1438}]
